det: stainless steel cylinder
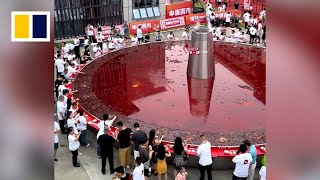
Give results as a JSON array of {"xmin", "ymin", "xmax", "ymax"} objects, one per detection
[
  {"xmin": 187, "ymin": 28, "xmax": 215, "ymax": 79},
  {"xmin": 187, "ymin": 76, "xmax": 215, "ymax": 117}
]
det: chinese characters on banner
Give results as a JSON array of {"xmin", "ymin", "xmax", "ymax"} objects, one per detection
[
  {"xmin": 159, "ymin": 16, "xmax": 186, "ymax": 30},
  {"xmin": 166, "ymin": 1, "xmax": 193, "ymax": 18},
  {"xmin": 129, "ymin": 20, "xmax": 160, "ymax": 34},
  {"xmin": 244, "ymin": 0, "xmax": 251, "ymax": 10},
  {"xmin": 93, "ymin": 25, "xmax": 124, "ymax": 38},
  {"xmin": 185, "ymin": 13, "xmax": 207, "ymax": 25}
]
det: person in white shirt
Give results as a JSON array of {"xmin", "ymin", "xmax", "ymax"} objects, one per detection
[
  {"xmin": 249, "ymin": 25, "xmax": 257, "ymax": 44},
  {"xmin": 86, "ymin": 24, "xmax": 94, "ymax": 42},
  {"xmin": 249, "ymin": 4, "xmax": 253, "ymax": 14},
  {"xmin": 253, "ymin": 16, "xmax": 258, "ymax": 26},
  {"xmin": 62, "ymin": 89, "xmax": 69, "ymax": 107},
  {"xmin": 67, "ymin": 51, "xmax": 76, "ymax": 64},
  {"xmin": 131, "ymin": 34, "xmax": 138, "ymax": 46},
  {"xmin": 92, "ymin": 43, "xmax": 101, "ymax": 54},
  {"xmin": 232, "ymin": 144, "xmax": 253, "ymax": 179},
  {"xmin": 55, "ymin": 54, "xmax": 65, "ymax": 77},
  {"xmin": 54, "ymin": 121, "xmax": 61, "ymax": 161},
  {"xmin": 256, "ymin": 21, "xmax": 263, "ymax": 43},
  {"xmin": 76, "ymin": 109, "xmax": 90, "ymax": 147},
  {"xmin": 243, "ymin": 12, "xmax": 251, "ymax": 29},
  {"xmin": 69, "ymin": 102, "xmax": 78, "ymax": 117},
  {"xmin": 114, "ymin": 35, "xmax": 121, "ymax": 49},
  {"xmin": 132, "ymin": 157, "xmax": 145, "ymax": 180},
  {"xmin": 260, "ymin": 8, "xmax": 266, "ymax": 23},
  {"xmin": 222, "ymin": 3, "xmax": 226, "ymax": 11},
  {"xmin": 259, "ymin": 166, "xmax": 266, "ymax": 180},
  {"xmin": 196, "ymin": 134, "xmax": 212, "ymax": 180},
  {"xmin": 181, "ymin": 29, "xmax": 189, "ymax": 40},
  {"xmin": 249, "ymin": 16, "xmax": 254, "ymax": 26},
  {"xmin": 102, "ymin": 40, "xmax": 109, "ymax": 53},
  {"xmin": 118, "ymin": 36, "xmax": 124, "ymax": 48},
  {"xmin": 58, "ymin": 80, "xmax": 68, "ymax": 97},
  {"xmin": 67, "ymin": 127, "xmax": 82, "ymax": 167},
  {"xmin": 74, "ymin": 36, "xmax": 80, "ymax": 59},
  {"xmin": 212, "ymin": 30, "xmax": 219, "ymax": 41},
  {"xmin": 57, "ymin": 95, "xmax": 67, "ymax": 134},
  {"xmin": 215, "ymin": 25, "xmax": 222, "ymax": 38},
  {"xmin": 96, "ymin": 113, "xmax": 117, "ymax": 158},
  {"xmin": 83, "ymin": 35, "xmax": 89, "ymax": 46},
  {"xmin": 136, "ymin": 25, "xmax": 143, "ymax": 44},
  {"xmin": 167, "ymin": 31, "xmax": 175, "ymax": 41},
  {"xmin": 66, "ymin": 111, "xmax": 78, "ymax": 135},
  {"xmin": 61, "ymin": 42, "xmax": 69, "ymax": 60},
  {"xmin": 108, "ymin": 40, "xmax": 116, "ymax": 50},
  {"xmin": 209, "ymin": 12, "xmax": 216, "ymax": 29},
  {"xmin": 66, "ymin": 63, "xmax": 84, "ymax": 79},
  {"xmin": 206, "ymin": 7, "xmax": 213, "ymax": 19},
  {"xmin": 206, "ymin": 1, "xmax": 212, "ymax": 12},
  {"xmin": 97, "ymin": 32, "xmax": 104, "ymax": 51},
  {"xmin": 238, "ymin": 31, "xmax": 247, "ymax": 43},
  {"xmin": 225, "ymin": 12, "xmax": 231, "ymax": 27},
  {"xmin": 155, "ymin": 31, "xmax": 165, "ymax": 41}
]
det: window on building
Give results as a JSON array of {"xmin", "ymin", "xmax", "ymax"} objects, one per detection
[{"xmin": 132, "ymin": 0, "xmax": 160, "ymax": 19}]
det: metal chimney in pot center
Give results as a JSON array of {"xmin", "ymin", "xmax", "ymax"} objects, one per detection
[{"xmin": 187, "ymin": 27, "xmax": 215, "ymax": 79}]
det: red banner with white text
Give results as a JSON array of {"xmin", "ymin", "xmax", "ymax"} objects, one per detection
[
  {"xmin": 159, "ymin": 16, "xmax": 186, "ymax": 30},
  {"xmin": 166, "ymin": 1, "xmax": 193, "ymax": 18},
  {"xmin": 93, "ymin": 25, "xmax": 124, "ymax": 38},
  {"xmin": 129, "ymin": 20, "xmax": 160, "ymax": 34},
  {"xmin": 185, "ymin": 13, "xmax": 207, "ymax": 25}
]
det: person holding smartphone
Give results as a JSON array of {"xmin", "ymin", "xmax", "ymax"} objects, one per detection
[
  {"xmin": 232, "ymin": 144, "xmax": 253, "ymax": 180},
  {"xmin": 67, "ymin": 127, "xmax": 82, "ymax": 167}
]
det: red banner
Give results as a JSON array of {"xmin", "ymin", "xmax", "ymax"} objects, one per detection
[
  {"xmin": 93, "ymin": 25, "xmax": 124, "ymax": 38},
  {"xmin": 214, "ymin": 10, "xmax": 242, "ymax": 19},
  {"xmin": 184, "ymin": 13, "xmax": 207, "ymax": 25},
  {"xmin": 166, "ymin": 1, "xmax": 193, "ymax": 18},
  {"xmin": 159, "ymin": 16, "xmax": 186, "ymax": 30},
  {"xmin": 244, "ymin": 0, "xmax": 251, "ymax": 10},
  {"xmin": 129, "ymin": 20, "xmax": 160, "ymax": 34}
]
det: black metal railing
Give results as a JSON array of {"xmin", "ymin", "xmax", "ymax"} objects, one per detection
[{"xmin": 54, "ymin": 0, "xmax": 123, "ymax": 40}]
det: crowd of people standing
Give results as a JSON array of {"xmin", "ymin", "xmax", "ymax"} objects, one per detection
[{"xmin": 55, "ymin": 109, "xmax": 266, "ymax": 180}]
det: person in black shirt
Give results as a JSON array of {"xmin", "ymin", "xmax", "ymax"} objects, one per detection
[
  {"xmin": 234, "ymin": 1, "xmax": 239, "ymax": 9},
  {"xmin": 97, "ymin": 127, "xmax": 116, "ymax": 175},
  {"xmin": 144, "ymin": 32, "xmax": 150, "ymax": 43},
  {"xmin": 116, "ymin": 121, "xmax": 133, "ymax": 169},
  {"xmin": 132, "ymin": 123, "xmax": 147, "ymax": 162},
  {"xmin": 97, "ymin": 23, "xmax": 102, "ymax": 33},
  {"xmin": 81, "ymin": 45, "xmax": 91, "ymax": 64},
  {"xmin": 139, "ymin": 138, "xmax": 152, "ymax": 179},
  {"xmin": 55, "ymin": 75, "xmax": 65, "ymax": 99},
  {"xmin": 185, "ymin": 23, "xmax": 190, "ymax": 30},
  {"xmin": 113, "ymin": 166, "xmax": 131, "ymax": 180}
]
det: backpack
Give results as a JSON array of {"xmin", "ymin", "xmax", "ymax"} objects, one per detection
[{"xmin": 174, "ymin": 153, "xmax": 187, "ymax": 169}]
